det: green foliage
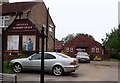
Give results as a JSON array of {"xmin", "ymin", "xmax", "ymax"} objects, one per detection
[
  {"xmin": 103, "ymin": 27, "xmax": 120, "ymax": 60},
  {"xmin": 62, "ymin": 33, "xmax": 94, "ymax": 42},
  {"xmin": 103, "ymin": 58, "xmax": 120, "ymax": 62},
  {"xmin": 4, "ymin": 61, "xmax": 14, "ymax": 74},
  {"xmin": 3, "ymin": 55, "xmax": 30, "ymax": 74},
  {"xmin": 110, "ymin": 51, "xmax": 120, "ymax": 60},
  {"xmin": 63, "ymin": 33, "xmax": 75, "ymax": 42},
  {"xmin": 88, "ymin": 34, "xmax": 94, "ymax": 39},
  {"xmin": 89, "ymin": 54, "xmax": 95, "ymax": 61},
  {"xmin": 18, "ymin": 54, "xmax": 30, "ymax": 58}
]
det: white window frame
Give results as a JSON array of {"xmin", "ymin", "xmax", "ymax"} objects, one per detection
[
  {"xmin": 91, "ymin": 48, "xmax": 95, "ymax": 53},
  {"xmin": 96, "ymin": 48, "xmax": 99, "ymax": 53},
  {"xmin": 7, "ymin": 35, "xmax": 19, "ymax": 50},
  {"xmin": 22, "ymin": 35, "xmax": 36, "ymax": 51},
  {"xmin": 66, "ymin": 48, "xmax": 69, "ymax": 52},
  {"xmin": 70, "ymin": 48, "xmax": 73, "ymax": 52},
  {"xmin": 0, "ymin": 16, "xmax": 9, "ymax": 27},
  {"xmin": 49, "ymin": 27, "xmax": 53, "ymax": 32}
]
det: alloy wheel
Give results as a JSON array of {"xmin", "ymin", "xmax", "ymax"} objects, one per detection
[
  {"xmin": 52, "ymin": 66, "xmax": 64, "ymax": 76},
  {"xmin": 13, "ymin": 63, "xmax": 22, "ymax": 73}
]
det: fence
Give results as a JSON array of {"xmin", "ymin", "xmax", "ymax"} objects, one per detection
[{"xmin": 0, "ymin": 73, "xmax": 17, "ymax": 83}]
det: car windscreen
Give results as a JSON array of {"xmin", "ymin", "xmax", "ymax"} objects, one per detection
[
  {"xmin": 31, "ymin": 54, "xmax": 41, "ymax": 60},
  {"xmin": 77, "ymin": 52, "xmax": 88, "ymax": 56},
  {"xmin": 57, "ymin": 53, "xmax": 70, "ymax": 58}
]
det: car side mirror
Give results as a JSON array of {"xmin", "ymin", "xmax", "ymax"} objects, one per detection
[{"xmin": 29, "ymin": 57, "xmax": 32, "ymax": 60}]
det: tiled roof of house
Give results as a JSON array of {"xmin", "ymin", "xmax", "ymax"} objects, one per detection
[
  {"xmin": 65, "ymin": 34, "xmax": 102, "ymax": 47},
  {"xmin": 0, "ymin": 2, "xmax": 55, "ymax": 33},
  {"xmin": 1, "ymin": 2, "xmax": 39, "ymax": 15}
]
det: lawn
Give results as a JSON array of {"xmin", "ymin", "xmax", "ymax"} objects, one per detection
[{"xmin": 103, "ymin": 58, "xmax": 120, "ymax": 62}]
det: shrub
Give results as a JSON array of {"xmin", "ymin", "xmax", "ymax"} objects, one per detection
[
  {"xmin": 4, "ymin": 61, "xmax": 14, "ymax": 74},
  {"xmin": 110, "ymin": 52, "xmax": 120, "ymax": 60},
  {"xmin": 117, "ymin": 52, "xmax": 120, "ymax": 60},
  {"xmin": 89, "ymin": 54, "xmax": 95, "ymax": 61},
  {"xmin": 93, "ymin": 56, "xmax": 102, "ymax": 61}
]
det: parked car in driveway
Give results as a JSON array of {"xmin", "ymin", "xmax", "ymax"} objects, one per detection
[
  {"xmin": 76, "ymin": 52, "xmax": 90, "ymax": 63},
  {"xmin": 11, "ymin": 52, "xmax": 79, "ymax": 76}
]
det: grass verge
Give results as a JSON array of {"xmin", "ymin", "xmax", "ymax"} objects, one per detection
[{"xmin": 103, "ymin": 58, "xmax": 120, "ymax": 62}]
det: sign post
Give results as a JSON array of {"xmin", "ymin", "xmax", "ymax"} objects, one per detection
[
  {"xmin": 40, "ymin": 26, "xmax": 45, "ymax": 83},
  {"xmin": 2, "ymin": 28, "xmax": 4, "ymax": 74}
]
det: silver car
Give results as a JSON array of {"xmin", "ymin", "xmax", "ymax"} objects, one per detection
[
  {"xmin": 11, "ymin": 52, "xmax": 79, "ymax": 76},
  {"xmin": 76, "ymin": 52, "xmax": 90, "ymax": 63}
]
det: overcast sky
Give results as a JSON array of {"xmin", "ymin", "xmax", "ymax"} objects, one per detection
[{"xmin": 9, "ymin": 0, "xmax": 119, "ymax": 43}]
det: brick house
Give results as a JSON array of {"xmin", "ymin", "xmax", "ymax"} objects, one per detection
[
  {"xmin": 55, "ymin": 41, "xmax": 64, "ymax": 52},
  {"xmin": 63, "ymin": 34, "xmax": 110, "ymax": 59},
  {"xmin": 0, "ymin": 2, "xmax": 55, "ymax": 60}
]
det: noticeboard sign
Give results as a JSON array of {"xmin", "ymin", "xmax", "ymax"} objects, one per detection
[{"xmin": 8, "ymin": 19, "xmax": 38, "ymax": 32}]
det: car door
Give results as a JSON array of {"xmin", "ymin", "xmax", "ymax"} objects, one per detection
[
  {"xmin": 44, "ymin": 53, "xmax": 56, "ymax": 71},
  {"xmin": 29, "ymin": 54, "xmax": 41, "ymax": 70}
]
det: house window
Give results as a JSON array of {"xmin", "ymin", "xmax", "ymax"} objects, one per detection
[
  {"xmin": 49, "ymin": 27, "xmax": 53, "ymax": 32},
  {"xmin": 66, "ymin": 48, "xmax": 69, "ymax": 52},
  {"xmin": 0, "ymin": 16, "xmax": 9, "ymax": 27},
  {"xmin": 22, "ymin": 35, "xmax": 36, "ymax": 51},
  {"xmin": 96, "ymin": 48, "xmax": 99, "ymax": 53},
  {"xmin": 7, "ymin": 35, "xmax": 19, "ymax": 50},
  {"xmin": 70, "ymin": 48, "xmax": 73, "ymax": 52},
  {"xmin": 91, "ymin": 48, "xmax": 95, "ymax": 53}
]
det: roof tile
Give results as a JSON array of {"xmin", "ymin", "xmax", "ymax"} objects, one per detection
[{"xmin": 1, "ymin": 2, "xmax": 39, "ymax": 15}]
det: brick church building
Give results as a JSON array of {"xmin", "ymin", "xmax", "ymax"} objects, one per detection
[{"xmin": 63, "ymin": 34, "xmax": 110, "ymax": 59}]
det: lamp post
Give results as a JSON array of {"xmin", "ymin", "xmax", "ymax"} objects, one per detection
[
  {"xmin": 2, "ymin": 28, "xmax": 4, "ymax": 74},
  {"xmin": 40, "ymin": 25, "xmax": 46, "ymax": 83},
  {"xmin": 46, "ymin": 8, "xmax": 49, "ymax": 52}
]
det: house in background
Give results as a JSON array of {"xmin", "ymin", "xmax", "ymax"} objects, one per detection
[
  {"xmin": 63, "ymin": 34, "xmax": 110, "ymax": 59},
  {"xmin": 55, "ymin": 41, "xmax": 64, "ymax": 52},
  {"xmin": 0, "ymin": 2, "xmax": 55, "ymax": 60}
]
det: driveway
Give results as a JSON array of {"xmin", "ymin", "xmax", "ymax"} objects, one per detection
[{"xmin": 16, "ymin": 61, "xmax": 118, "ymax": 82}]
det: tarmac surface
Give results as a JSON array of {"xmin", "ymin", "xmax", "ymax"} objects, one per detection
[{"xmin": 16, "ymin": 61, "xmax": 119, "ymax": 82}]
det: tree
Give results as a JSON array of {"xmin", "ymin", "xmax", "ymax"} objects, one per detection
[
  {"xmin": 103, "ymin": 27, "xmax": 120, "ymax": 59},
  {"xmin": 105, "ymin": 28, "xmax": 119, "ymax": 49},
  {"xmin": 62, "ymin": 33, "xmax": 95, "ymax": 43},
  {"xmin": 62, "ymin": 33, "xmax": 75, "ymax": 42},
  {"xmin": 75, "ymin": 33, "xmax": 94, "ymax": 39},
  {"xmin": 88, "ymin": 34, "xmax": 94, "ymax": 39}
]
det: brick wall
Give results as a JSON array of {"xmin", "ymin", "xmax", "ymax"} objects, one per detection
[{"xmin": 63, "ymin": 34, "xmax": 103, "ymax": 58}]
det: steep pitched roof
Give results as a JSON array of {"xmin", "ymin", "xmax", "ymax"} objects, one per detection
[
  {"xmin": 1, "ymin": 2, "xmax": 55, "ymax": 32},
  {"xmin": 65, "ymin": 34, "xmax": 102, "ymax": 47},
  {"xmin": 1, "ymin": 2, "xmax": 38, "ymax": 15}
]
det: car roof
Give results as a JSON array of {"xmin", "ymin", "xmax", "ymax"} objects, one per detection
[
  {"xmin": 39, "ymin": 52, "xmax": 57, "ymax": 54},
  {"xmin": 37, "ymin": 52, "xmax": 70, "ymax": 58}
]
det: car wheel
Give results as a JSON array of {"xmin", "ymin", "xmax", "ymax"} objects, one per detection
[
  {"xmin": 52, "ymin": 66, "xmax": 64, "ymax": 76},
  {"xmin": 13, "ymin": 63, "xmax": 22, "ymax": 73}
]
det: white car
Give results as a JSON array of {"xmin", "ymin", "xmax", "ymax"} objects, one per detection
[
  {"xmin": 11, "ymin": 52, "xmax": 79, "ymax": 76},
  {"xmin": 76, "ymin": 52, "xmax": 90, "ymax": 63}
]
